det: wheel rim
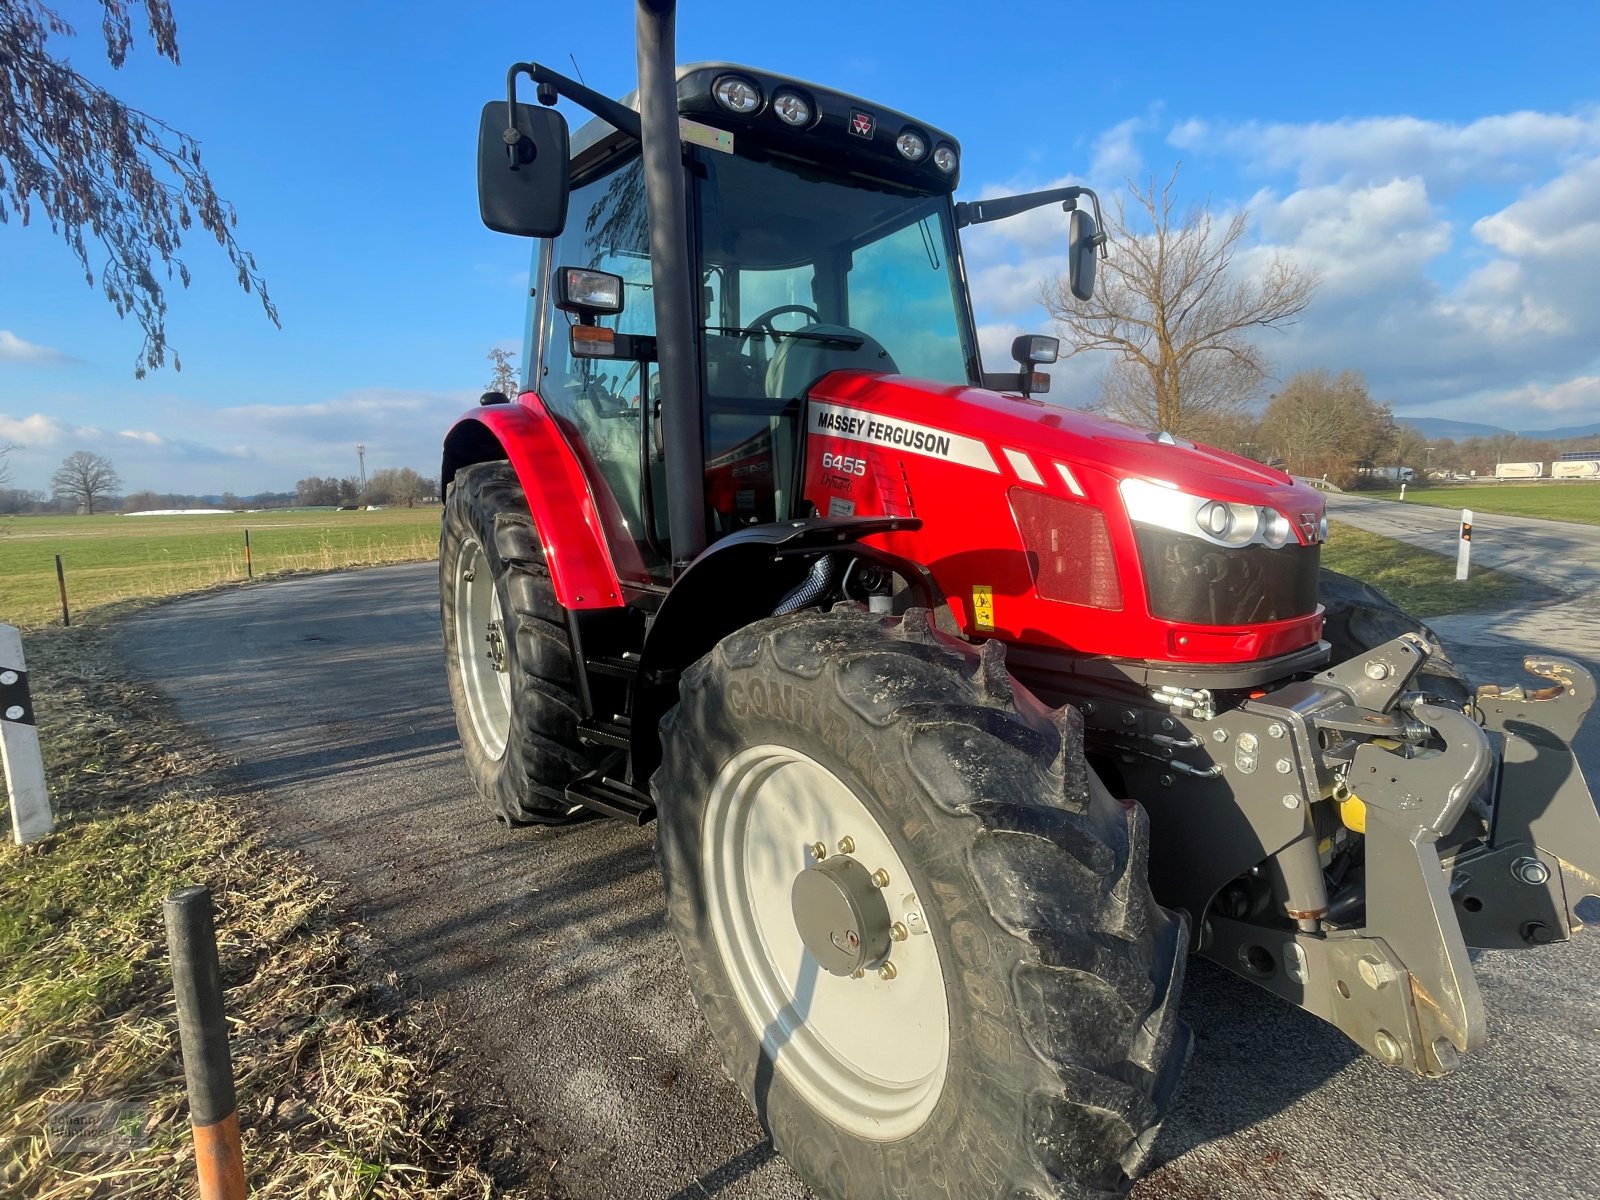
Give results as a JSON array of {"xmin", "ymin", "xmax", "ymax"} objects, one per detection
[
  {"xmin": 453, "ymin": 538, "xmax": 512, "ymax": 760},
  {"xmin": 703, "ymin": 745, "xmax": 950, "ymax": 1140}
]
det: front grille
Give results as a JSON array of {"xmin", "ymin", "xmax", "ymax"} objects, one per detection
[{"xmin": 1134, "ymin": 525, "xmax": 1320, "ymax": 626}]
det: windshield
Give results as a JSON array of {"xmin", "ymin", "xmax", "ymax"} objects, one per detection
[
  {"xmin": 690, "ymin": 148, "xmax": 977, "ymax": 529},
  {"xmin": 694, "ymin": 149, "xmax": 978, "ymax": 400}
]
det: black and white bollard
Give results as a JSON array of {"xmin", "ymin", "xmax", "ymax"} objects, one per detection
[
  {"xmin": 1456, "ymin": 509, "xmax": 1473, "ymax": 582},
  {"xmin": 1, "ymin": 623, "xmax": 53, "ymax": 845}
]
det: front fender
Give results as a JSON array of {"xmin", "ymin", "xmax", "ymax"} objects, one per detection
[
  {"xmin": 627, "ymin": 516, "xmax": 923, "ymax": 785},
  {"xmin": 442, "ymin": 396, "xmax": 625, "ymax": 610}
]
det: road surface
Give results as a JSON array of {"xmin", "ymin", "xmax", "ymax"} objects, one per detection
[{"xmin": 118, "ymin": 502, "xmax": 1600, "ymax": 1198}]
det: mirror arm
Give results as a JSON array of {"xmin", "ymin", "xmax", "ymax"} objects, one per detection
[
  {"xmin": 954, "ymin": 185, "xmax": 1085, "ymax": 228},
  {"xmin": 504, "ymin": 61, "xmax": 643, "ymax": 146},
  {"xmin": 954, "ymin": 185, "xmax": 1110, "ymax": 259}
]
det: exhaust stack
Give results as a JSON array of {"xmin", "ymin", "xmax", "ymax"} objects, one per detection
[{"xmin": 636, "ymin": 0, "xmax": 706, "ymax": 569}]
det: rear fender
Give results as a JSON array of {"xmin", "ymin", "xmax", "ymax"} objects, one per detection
[
  {"xmin": 442, "ymin": 397, "xmax": 625, "ymax": 609},
  {"xmin": 627, "ymin": 516, "xmax": 924, "ymax": 785}
]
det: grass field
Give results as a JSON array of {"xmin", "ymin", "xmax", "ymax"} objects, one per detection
[
  {"xmin": 0, "ymin": 508, "xmax": 439, "ymax": 628},
  {"xmin": 1322, "ymin": 520, "xmax": 1548, "ymax": 617},
  {"xmin": 1366, "ymin": 482, "xmax": 1600, "ymax": 525}
]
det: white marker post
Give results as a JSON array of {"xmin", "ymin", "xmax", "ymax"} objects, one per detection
[
  {"xmin": 1399, "ymin": 483, "xmax": 1407, "ymax": 501},
  {"xmin": 1456, "ymin": 509, "xmax": 1473, "ymax": 583},
  {"xmin": 1, "ymin": 623, "xmax": 53, "ymax": 844}
]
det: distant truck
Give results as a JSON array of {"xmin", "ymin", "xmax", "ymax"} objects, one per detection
[
  {"xmin": 1494, "ymin": 461, "xmax": 1545, "ymax": 480},
  {"xmin": 1552, "ymin": 459, "xmax": 1600, "ymax": 480},
  {"xmin": 1358, "ymin": 465, "xmax": 1415, "ymax": 482}
]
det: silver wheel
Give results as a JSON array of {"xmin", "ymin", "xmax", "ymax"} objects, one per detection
[
  {"xmin": 702, "ymin": 744, "xmax": 950, "ymax": 1141},
  {"xmin": 453, "ymin": 537, "xmax": 511, "ymax": 761}
]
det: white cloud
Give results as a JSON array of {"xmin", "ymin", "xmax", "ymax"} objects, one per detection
[
  {"xmin": 1169, "ymin": 109, "xmax": 1600, "ymax": 191},
  {"xmin": 1090, "ymin": 117, "xmax": 1147, "ymax": 182},
  {"xmin": 969, "ymin": 107, "xmax": 1600, "ymax": 432},
  {"xmin": 0, "ymin": 331, "xmax": 73, "ymax": 365},
  {"xmin": 0, "ymin": 413, "xmax": 71, "ymax": 446}
]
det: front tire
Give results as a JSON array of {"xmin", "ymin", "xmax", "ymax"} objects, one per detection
[
  {"xmin": 440, "ymin": 461, "xmax": 598, "ymax": 823},
  {"xmin": 654, "ymin": 605, "xmax": 1189, "ymax": 1199},
  {"xmin": 1319, "ymin": 567, "xmax": 1474, "ymax": 707}
]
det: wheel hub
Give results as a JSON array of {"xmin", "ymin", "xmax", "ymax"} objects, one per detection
[
  {"xmin": 791, "ymin": 854, "xmax": 892, "ymax": 976},
  {"xmin": 484, "ymin": 618, "xmax": 506, "ymax": 672}
]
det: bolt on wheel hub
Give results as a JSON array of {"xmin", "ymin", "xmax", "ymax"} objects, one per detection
[{"xmin": 791, "ymin": 854, "xmax": 892, "ymax": 976}]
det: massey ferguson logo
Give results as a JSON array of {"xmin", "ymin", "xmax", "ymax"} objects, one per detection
[{"xmin": 849, "ymin": 109, "xmax": 874, "ymax": 138}]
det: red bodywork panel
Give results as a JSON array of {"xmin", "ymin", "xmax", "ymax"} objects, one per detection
[
  {"xmin": 445, "ymin": 395, "xmax": 628, "ymax": 609},
  {"xmin": 801, "ymin": 372, "xmax": 1327, "ymax": 664}
]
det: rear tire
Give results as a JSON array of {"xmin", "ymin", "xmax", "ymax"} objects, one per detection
[
  {"xmin": 440, "ymin": 461, "xmax": 598, "ymax": 824},
  {"xmin": 654, "ymin": 604, "xmax": 1189, "ymax": 1199}
]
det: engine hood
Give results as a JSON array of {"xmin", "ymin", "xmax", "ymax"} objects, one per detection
[{"xmin": 806, "ymin": 370, "xmax": 1319, "ymax": 514}]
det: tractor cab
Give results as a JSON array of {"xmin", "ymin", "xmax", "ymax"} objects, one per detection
[{"xmin": 487, "ymin": 63, "xmax": 1094, "ymax": 586}]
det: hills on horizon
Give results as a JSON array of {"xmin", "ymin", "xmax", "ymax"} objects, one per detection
[{"xmin": 1394, "ymin": 416, "xmax": 1600, "ymax": 441}]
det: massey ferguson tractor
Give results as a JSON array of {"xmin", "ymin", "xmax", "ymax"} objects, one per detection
[{"xmin": 440, "ymin": 3, "xmax": 1600, "ymax": 1195}]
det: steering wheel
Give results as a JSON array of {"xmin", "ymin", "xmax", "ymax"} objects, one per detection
[{"xmin": 741, "ymin": 303, "xmax": 823, "ymax": 356}]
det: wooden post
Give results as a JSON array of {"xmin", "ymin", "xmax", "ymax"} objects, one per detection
[
  {"xmin": 55, "ymin": 555, "xmax": 70, "ymax": 627},
  {"xmin": 164, "ymin": 886, "xmax": 246, "ymax": 1200},
  {"xmin": 244, "ymin": 529, "xmax": 253, "ymax": 580},
  {"xmin": 1, "ymin": 623, "xmax": 54, "ymax": 845},
  {"xmin": 1456, "ymin": 509, "xmax": 1473, "ymax": 582}
]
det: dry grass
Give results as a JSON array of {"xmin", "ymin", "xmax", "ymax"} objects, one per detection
[{"xmin": 1, "ymin": 617, "xmax": 528, "ymax": 1198}]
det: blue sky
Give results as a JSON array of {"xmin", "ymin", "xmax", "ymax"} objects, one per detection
[{"xmin": 4, "ymin": 0, "xmax": 1600, "ymax": 494}]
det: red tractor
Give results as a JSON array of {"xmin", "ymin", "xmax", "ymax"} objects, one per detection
[{"xmin": 441, "ymin": 4, "xmax": 1600, "ymax": 1195}]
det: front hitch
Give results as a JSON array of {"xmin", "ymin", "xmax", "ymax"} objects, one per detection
[
  {"xmin": 1447, "ymin": 657, "xmax": 1600, "ymax": 949},
  {"xmin": 1188, "ymin": 639, "xmax": 1599, "ymax": 1080}
]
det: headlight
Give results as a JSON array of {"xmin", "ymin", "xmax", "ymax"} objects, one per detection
[
  {"xmin": 1119, "ymin": 478, "xmax": 1296, "ymax": 550},
  {"xmin": 896, "ymin": 129, "xmax": 928, "ymax": 161},
  {"xmin": 1261, "ymin": 509, "xmax": 1292, "ymax": 548},
  {"xmin": 772, "ymin": 89, "xmax": 811, "ymax": 126},
  {"xmin": 712, "ymin": 75, "xmax": 762, "ymax": 115},
  {"xmin": 932, "ymin": 144, "xmax": 958, "ymax": 173}
]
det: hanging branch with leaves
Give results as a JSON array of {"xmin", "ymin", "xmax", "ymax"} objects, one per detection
[{"xmin": 0, "ymin": 0, "xmax": 278, "ymax": 376}]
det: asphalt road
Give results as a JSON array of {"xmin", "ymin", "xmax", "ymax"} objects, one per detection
[{"xmin": 117, "ymin": 499, "xmax": 1600, "ymax": 1200}]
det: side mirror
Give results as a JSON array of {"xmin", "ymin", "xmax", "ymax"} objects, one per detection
[
  {"xmin": 1068, "ymin": 207, "xmax": 1099, "ymax": 301},
  {"xmin": 478, "ymin": 101, "xmax": 570, "ymax": 237}
]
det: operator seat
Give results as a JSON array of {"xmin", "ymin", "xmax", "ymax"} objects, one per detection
[{"xmin": 765, "ymin": 326, "xmax": 897, "ymax": 400}]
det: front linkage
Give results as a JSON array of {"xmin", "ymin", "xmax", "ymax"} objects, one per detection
[{"xmin": 1079, "ymin": 637, "xmax": 1599, "ymax": 1078}]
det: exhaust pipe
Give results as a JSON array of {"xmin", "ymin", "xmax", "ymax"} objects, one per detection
[{"xmin": 636, "ymin": 0, "xmax": 706, "ymax": 570}]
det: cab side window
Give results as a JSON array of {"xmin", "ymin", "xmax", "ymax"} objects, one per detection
[{"xmin": 540, "ymin": 156, "xmax": 667, "ymax": 576}]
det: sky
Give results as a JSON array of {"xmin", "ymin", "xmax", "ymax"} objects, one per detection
[{"xmin": 4, "ymin": 0, "xmax": 1600, "ymax": 495}]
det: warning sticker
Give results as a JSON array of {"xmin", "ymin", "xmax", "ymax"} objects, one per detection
[
  {"xmin": 972, "ymin": 585, "xmax": 995, "ymax": 631},
  {"xmin": 827, "ymin": 496, "xmax": 856, "ymax": 518},
  {"xmin": 810, "ymin": 402, "xmax": 998, "ymax": 473}
]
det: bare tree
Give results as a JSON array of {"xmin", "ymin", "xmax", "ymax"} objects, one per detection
[
  {"xmin": 0, "ymin": 442, "xmax": 12, "ymax": 489},
  {"xmin": 366, "ymin": 466, "xmax": 430, "ymax": 508},
  {"xmin": 51, "ymin": 449, "xmax": 121, "ymax": 513},
  {"xmin": 1258, "ymin": 370, "xmax": 1393, "ymax": 487},
  {"xmin": 1042, "ymin": 167, "xmax": 1317, "ymax": 441},
  {"xmin": 1, "ymin": 1, "xmax": 277, "ymax": 376},
  {"xmin": 486, "ymin": 347, "xmax": 520, "ymax": 398}
]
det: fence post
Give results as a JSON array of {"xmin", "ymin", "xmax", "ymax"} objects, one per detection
[
  {"xmin": 1, "ymin": 623, "xmax": 54, "ymax": 845},
  {"xmin": 1456, "ymin": 509, "xmax": 1473, "ymax": 582},
  {"xmin": 55, "ymin": 555, "xmax": 70, "ymax": 627},
  {"xmin": 164, "ymin": 886, "xmax": 246, "ymax": 1200},
  {"xmin": 244, "ymin": 529, "xmax": 253, "ymax": 580}
]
